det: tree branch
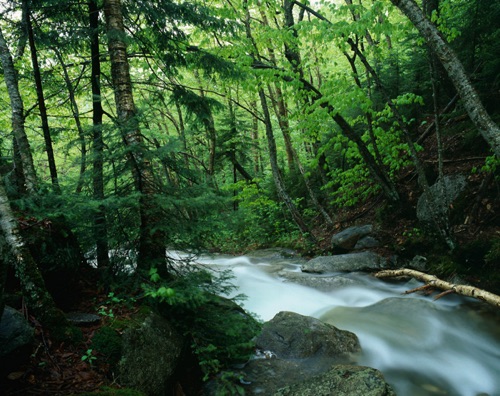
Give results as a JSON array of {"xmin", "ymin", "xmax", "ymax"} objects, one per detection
[{"xmin": 375, "ymin": 268, "xmax": 500, "ymax": 308}]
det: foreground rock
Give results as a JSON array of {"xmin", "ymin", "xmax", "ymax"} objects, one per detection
[
  {"xmin": 119, "ymin": 311, "xmax": 184, "ymax": 396},
  {"xmin": 255, "ymin": 311, "xmax": 360, "ymax": 359},
  {"xmin": 204, "ymin": 311, "xmax": 394, "ymax": 395},
  {"xmin": 274, "ymin": 364, "xmax": 396, "ymax": 396},
  {"xmin": 0, "ymin": 306, "xmax": 34, "ymax": 376},
  {"xmin": 302, "ymin": 251, "xmax": 387, "ymax": 273}
]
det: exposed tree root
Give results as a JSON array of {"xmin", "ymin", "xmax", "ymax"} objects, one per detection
[{"xmin": 375, "ymin": 269, "xmax": 500, "ymax": 308}]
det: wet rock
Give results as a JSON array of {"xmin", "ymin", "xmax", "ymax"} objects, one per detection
[
  {"xmin": 302, "ymin": 252, "xmax": 387, "ymax": 274},
  {"xmin": 354, "ymin": 236, "xmax": 380, "ymax": 250},
  {"xmin": 0, "ymin": 306, "xmax": 34, "ymax": 375},
  {"xmin": 205, "ymin": 312, "xmax": 362, "ymax": 396},
  {"xmin": 273, "ymin": 364, "xmax": 396, "ymax": 396},
  {"xmin": 255, "ymin": 311, "xmax": 360, "ymax": 359}
]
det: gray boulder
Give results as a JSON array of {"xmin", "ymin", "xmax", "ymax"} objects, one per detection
[
  {"xmin": 255, "ymin": 311, "xmax": 360, "ymax": 359},
  {"xmin": 205, "ymin": 311, "xmax": 363, "ymax": 395},
  {"xmin": 302, "ymin": 252, "xmax": 387, "ymax": 274},
  {"xmin": 354, "ymin": 236, "xmax": 380, "ymax": 250},
  {"xmin": 331, "ymin": 225, "xmax": 377, "ymax": 252},
  {"xmin": 119, "ymin": 311, "xmax": 184, "ymax": 396},
  {"xmin": 274, "ymin": 364, "xmax": 396, "ymax": 396},
  {"xmin": 417, "ymin": 174, "xmax": 467, "ymax": 224},
  {"xmin": 0, "ymin": 306, "xmax": 34, "ymax": 375}
]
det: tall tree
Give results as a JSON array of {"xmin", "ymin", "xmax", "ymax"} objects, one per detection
[
  {"xmin": 23, "ymin": 0, "xmax": 61, "ymax": 193},
  {"xmin": 103, "ymin": 0, "xmax": 166, "ymax": 271},
  {"xmin": 0, "ymin": 26, "xmax": 37, "ymax": 194},
  {"xmin": 89, "ymin": 0, "xmax": 109, "ymax": 269}
]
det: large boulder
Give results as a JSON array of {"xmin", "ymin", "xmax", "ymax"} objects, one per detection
[
  {"xmin": 205, "ymin": 312, "xmax": 363, "ymax": 395},
  {"xmin": 274, "ymin": 364, "xmax": 396, "ymax": 396},
  {"xmin": 331, "ymin": 225, "xmax": 378, "ymax": 252},
  {"xmin": 302, "ymin": 252, "xmax": 387, "ymax": 274},
  {"xmin": 255, "ymin": 311, "xmax": 360, "ymax": 359},
  {"xmin": 417, "ymin": 174, "xmax": 467, "ymax": 224},
  {"xmin": 0, "ymin": 306, "xmax": 34, "ymax": 376},
  {"xmin": 119, "ymin": 311, "xmax": 184, "ymax": 396}
]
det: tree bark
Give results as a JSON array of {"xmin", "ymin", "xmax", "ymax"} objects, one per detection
[
  {"xmin": 23, "ymin": 0, "xmax": 61, "ymax": 193},
  {"xmin": 258, "ymin": 88, "xmax": 315, "ymax": 240},
  {"xmin": 375, "ymin": 268, "xmax": 500, "ymax": 308},
  {"xmin": 0, "ymin": 27, "xmax": 37, "ymax": 194},
  {"xmin": 104, "ymin": 0, "xmax": 165, "ymax": 271},
  {"xmin": 243, "ymin": 0, "xmax": 314, "ymax": 240},
  {"xmin": 52, "ymin": 47, "xmax": 87, "ymax": 194},
  {"xmin": 89, "ymin": 0, "xmax": 109, "ymax": 269},
  {"xmin": 390, "ymin": 0, "xmax": 500, "ymax": 157}
]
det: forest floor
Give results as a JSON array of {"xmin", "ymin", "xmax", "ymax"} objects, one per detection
[{"xmin": 2, "ymin": 278, "xmax": 144, "ymax": 395}]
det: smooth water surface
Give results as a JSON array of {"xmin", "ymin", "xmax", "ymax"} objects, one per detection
[{"xmin": 192, "ymin": 252, "xmax": 500, "ymax": 396}]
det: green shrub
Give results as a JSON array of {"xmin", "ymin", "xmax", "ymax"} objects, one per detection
[{"xmin": 143, "ymin": 264, "xmax": 261, "ymax": 381}]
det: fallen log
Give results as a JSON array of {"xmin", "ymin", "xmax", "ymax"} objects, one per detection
[{"xmin": 375, "ymin": 269, "xmax": 500, "ymax": 308}]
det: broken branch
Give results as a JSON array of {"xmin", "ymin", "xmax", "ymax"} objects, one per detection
[{"xmin": 375, "ymin": 268, "xmax": 500, "ymax": 308}]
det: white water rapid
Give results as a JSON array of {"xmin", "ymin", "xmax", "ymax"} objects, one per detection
[{"xmin": 191, "ymin": 251, "xmax": 500, "ymax": 396}]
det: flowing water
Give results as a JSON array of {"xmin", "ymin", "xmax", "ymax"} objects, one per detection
[{"xmin": 188, "ymin": 251, "xmax": 500, "ymax": 396}]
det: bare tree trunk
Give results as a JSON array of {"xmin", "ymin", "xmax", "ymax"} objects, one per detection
[
  {"xmin": 89, "ymin": 0, "xmax": 109, "ymax": 269},
  {"xmin": 243, "ymin": 0, "xmax": 314, "ymax": 240},
  {"xmin": 23, "ymin": 0, "xmax": 60, "ymax": 193},
  {"xmin": 250, "ymin": 100, "xmax": 263, "ymax": 174},
  {"xmin": 0, "ymin": 27, "xmax": 37, "ymax": 194},
  {"xmin": 52, "ymin": 48, "xmax": 87, "ymax": 194},
  {"xmin": 104, "ymin": 0, "xmax": 165, "ymax": 272},
  {"xmin": 258, "ymin": 88, "xmax": 315, "ymax": 240},
  {"xmin": 390, "ymin": 0, "xmax": 500, "ymax": 157},
  {"xmin": 267, "ymin": 86, "xmax": 334, "ymax": 226}
]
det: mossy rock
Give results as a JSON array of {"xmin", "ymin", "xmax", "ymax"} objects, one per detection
[{"xmin": 92, "ymin": 326, "xmax": 122, "ymax": 367}]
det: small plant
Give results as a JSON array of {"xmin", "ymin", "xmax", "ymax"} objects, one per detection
[
  {"xmin": 403, "ymin": 227, "xmax": 422, "ymax": 238},
  {"xmin": 81, "ymin": 349, "xmax": 97, "ymax": 367},
  {"xmin": 97, "ymin": 306, "xmax": 115, "ymax": 318}
]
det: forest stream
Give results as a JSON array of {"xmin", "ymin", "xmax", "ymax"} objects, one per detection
[{"xmin": 188, "ymin": 251, "xmax": 500, "ymax": 396}]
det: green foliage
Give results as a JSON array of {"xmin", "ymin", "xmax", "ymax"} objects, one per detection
[
  {"xmin": 143, "ymin": 262, "xmax": 261, "ymax": 381},
  {"xmin": 81, "ymin": 349, "xmax": 97, "ymax": 367}
]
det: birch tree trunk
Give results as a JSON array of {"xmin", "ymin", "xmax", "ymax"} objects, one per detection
[
  {"xmin": 376, "ymin": 268, "xmax": 500, "ymax": 308},
  {"xmin": 0, "ymin": 27, "xmax": 37, "ymax": 194},
  {"xmin": 390, "ymin": 0, "xmax": 500, "ymax": 157},
  {"xmin": 0, "ymin": 182, "xmax": 67, "ymax": 328}
]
